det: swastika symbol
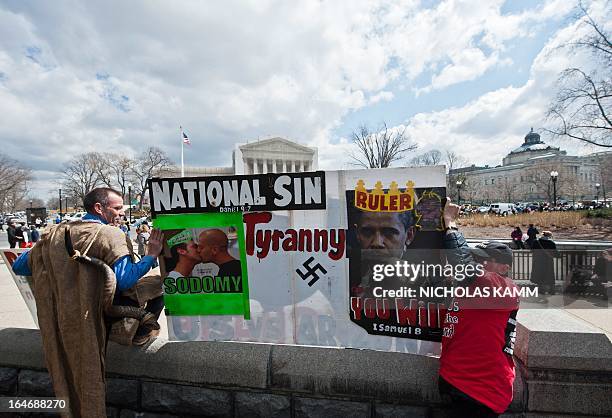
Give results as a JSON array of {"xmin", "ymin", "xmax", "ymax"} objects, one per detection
[{"xmin": 296, "ymin": 256, "xmax": 328, "ymax": 287}]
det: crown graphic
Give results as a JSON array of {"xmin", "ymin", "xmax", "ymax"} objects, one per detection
[
  {"xmin": 167, "ymin": 230, "xmax": 193, "ymax": 247},
  {"xmin": 354, "ymin": 180, "xmax": 415, "ymax": 212}
]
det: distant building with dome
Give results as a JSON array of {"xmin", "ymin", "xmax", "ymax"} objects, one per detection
[{"xmin": 449, "ymin": 129, "xmax": 610, "ymax": 204}]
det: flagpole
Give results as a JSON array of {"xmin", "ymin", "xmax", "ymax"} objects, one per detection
[{"xmin": 180, "ymin": 126, "xmax": 184, "ymax": 177}]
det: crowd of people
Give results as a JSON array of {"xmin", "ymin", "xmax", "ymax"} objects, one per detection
[{"xmin": 7, "ymin": 220, "xmax": 41, "ymax": 248}]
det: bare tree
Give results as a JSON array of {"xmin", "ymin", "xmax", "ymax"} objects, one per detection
[
  {"xmin": 545, "ymin": 2, "xmax": 612, "ymax": 147},
  {"xmin": 524, "ymin": 164, "xmax": 572, "ymax": 202},
  {"xmin": 61, "ymin": 153, "xmax": 101, "ymax": 206},
  {"xmin": 131, "ymin": 147, "xmax": 173, "ymax": 209},
  {"xmin": 445, "ymin": 150, "xmax": 468, "ymax": 172},
  {"xmin": 0, "ymin": 154, "xmax": 32, "ymax": 213},
  {"xmin": 594, "ymin": 152, "xmax": 611, "ymax": 202},
  {"xmin": 349, "ymin": 123, "xmax": 418, "ymax": 168},
  {"xmin": 501, "ymin": 178, "xmax": 517, "ymax": 203},
  {"xmin": 94, "ymin": 152, "xmax": 136, "ymax": 200},
  {"xmin": 410, "ymin": 149, "xmax": 442, "ymax": 166},
  {"xmin": 46, "ymin": 196, "xmax": 60, "ymax": 211}
]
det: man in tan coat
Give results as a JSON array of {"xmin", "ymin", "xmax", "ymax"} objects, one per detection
[{"xmin": 12, "ymin": 187, "xmax": 163, "ymax": 417}]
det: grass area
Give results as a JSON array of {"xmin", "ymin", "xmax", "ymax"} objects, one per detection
[{"xmin": 458, "ymin": 211, "xmax": 610, "ymax": 229}]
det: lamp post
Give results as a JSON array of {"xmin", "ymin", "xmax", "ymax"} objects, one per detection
[
  {"xmin": 58, "ymin": 189, "xmax": 62, "ymax": 218},
  {"xmin": 128, "ymin": 184, "xmax": 132, "ymax": 224},
  {"xmin": 29, "ymin": 199, "xmax": 33, "ymax": 208},
  {"xmin": 65, "ymin": 197, "xmax": 68, "ymax": 214},
  {"xmin": 456, "ymin": 180, "xmax": 463, "ymax": 206},
  {"xmin": 595, "ymin": 183, "xmax": 600, "ymax": 205},
  {"xmin": 550, "ymin": 171, "xmax": 558, "ymax": 207}
]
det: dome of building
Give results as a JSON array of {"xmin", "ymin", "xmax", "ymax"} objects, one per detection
[
  {"xmin": 524, "ymin": 127, "xmax": 541, "ymax": 144},
  {"xmin": 509, "ymin": 128, "xmax": 559, "ymax": 154}
]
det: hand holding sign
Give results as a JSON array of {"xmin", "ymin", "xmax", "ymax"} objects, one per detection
[{"xmin": 443, "ymin": 197, "xmax": 460, "ymax": 229}]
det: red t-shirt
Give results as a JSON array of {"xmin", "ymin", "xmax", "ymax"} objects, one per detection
[{"xmin": 439, "ymin": 271, "xmax": 520, "ymax": 414}]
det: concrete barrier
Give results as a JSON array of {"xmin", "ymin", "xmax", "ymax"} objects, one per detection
[{"xmin": 0, "ymin": 309, "xmax": 610, "ymax": 417}]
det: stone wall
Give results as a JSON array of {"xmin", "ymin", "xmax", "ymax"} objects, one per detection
[{"xmin": 0, "ymin": 309, "xmax": 610, "ymax": 417}]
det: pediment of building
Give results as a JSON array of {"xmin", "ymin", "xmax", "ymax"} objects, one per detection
[{"xmin": 239, "ymin": 137, "xmax": 315, "ymax": 156}]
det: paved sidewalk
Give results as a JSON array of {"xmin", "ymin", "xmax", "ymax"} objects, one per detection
[{"xmin": 0, "ymin": 258, "xmax": 36, "ymax": 329}]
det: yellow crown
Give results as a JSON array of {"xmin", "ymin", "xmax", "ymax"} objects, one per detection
[{"xmin": 354, "ymin": 180, "xmax": 415, "ymax": 212}]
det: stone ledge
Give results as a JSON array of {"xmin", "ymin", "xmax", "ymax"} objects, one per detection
[
  {"xmin": 105, "ymin": 338, "xmax": 271, "ymax": 389},
  {"xmin": 514, "ymin": 310, "xmax": 612, "ymax": 371},
  {"xmin": 4, "ymin": 323, "xmax": 612, "ymax": 416},
  {"xmin": 270, "ymin": 344, "xmax": 441, "ymax": 403}
]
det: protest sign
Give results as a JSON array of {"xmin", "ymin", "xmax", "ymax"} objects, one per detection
[
  {"xmin": 1, "ymin": 249, "xmax": 38, "ymax": 327},
  {"xmin": 150, "ymin": 167, "xmax": 447, "ymax": 354}
]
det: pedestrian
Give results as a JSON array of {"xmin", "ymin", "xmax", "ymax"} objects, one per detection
[
  {"xmin": 35, "ymin": 217, "xmax": 42, "ymax": 228},
  {"xmin": 119, "ymin": 219, "xmax": 129, "ymax": 235},
  {"xmin": 7, "ymin": 220, "xmax": 23, "ymax": 248},
  {"xmin": 526, "ymin": 223, "xmax": 539, "ymax": 248},
  {"xmin": 530, "ymin": 231, "xmax": 559, "ymax": 295},
  {"xmin": 30, "ymin": 225, "xmax": 40, "ymax": 243},
  {"xmin": 11, "ymin": 187, "xmax": 164, "ymax": 417},
  {"xmin": 439, "ymin": 198, "xmax": 520, "ymax": 417},
  {"xmin": 19, "ymin": 224, "xmax": 32, "ymax": 248},
  {"xmin": 511, "ymin": 226, "xmax": 524, "ymax": 249},
  {"xmin": 137, "ymin": 224, "xmax": 151, "ymax": 257}
]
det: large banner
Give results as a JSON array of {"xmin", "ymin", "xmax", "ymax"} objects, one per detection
[{"xmin": 150, "ymin": 167, "xmax": 447, "ymax": 354}]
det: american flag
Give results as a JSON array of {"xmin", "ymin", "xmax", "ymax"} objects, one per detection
[{"xmin": 182, "ymin": 130, "xmax": 191, "ymax": 145}]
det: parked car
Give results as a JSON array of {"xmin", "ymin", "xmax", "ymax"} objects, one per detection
[
  {"xmin": 130, "ymin": 216, "xmax": 151, "ymax": 229},
  {"xmin": 65, "ymin": 211, "xmax": 87, "ymax": 221},
  {"xmin": 7, "ymin": 216, "xmax": 27, "ymax": 225},
  {"xmin": 476, "ymin": 206, "xmax": 489, "ymax": 213},
  {"xmin": 488, "ymin": 202, "xmax": 516, "ymax": 216}
]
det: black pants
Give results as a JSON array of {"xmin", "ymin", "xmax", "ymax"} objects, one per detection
[{"xmin": 439, "ymin": 377, "xmax": 499, "ymax": 418}]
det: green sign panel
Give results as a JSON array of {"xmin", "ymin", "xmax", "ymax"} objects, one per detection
[{"xmin": 153, "ymin": 212, "xmax": 250, "ymax": 319}]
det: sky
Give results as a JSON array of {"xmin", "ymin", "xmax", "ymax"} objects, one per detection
[{"xmin": 0, "ymin": 0, "xmax": 609, "ymax": 200}]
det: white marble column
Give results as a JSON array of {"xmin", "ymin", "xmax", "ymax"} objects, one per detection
[
  {"xmin": 282, "ymin": 160, "xmax": 287, "ymax": 173},
  {"xmin": 272, "ymin": 160, "xmax": 277, "ymax": 173},
  {"xmin": 299, "ymin": 161, "xmax": 304, "ymax": 172},
  {"xmin": 253, "ymin": 159, "xmax": 258, "ymax": 174},
  {"xmin": 291, "ymin": 161, "xmax": 296, "ymax": 172},
  {"xmin": 262, "ymin": 159, "xmax": 268, "ymax": 174}
]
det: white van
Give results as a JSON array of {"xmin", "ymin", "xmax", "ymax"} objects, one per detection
[
  {"xmin": 488, "ymin": 203, "xmax": 516, "ymax": 216},
  {"xmin": 67, "ymin": 211, "xmax": 87, "ymax": 221}
]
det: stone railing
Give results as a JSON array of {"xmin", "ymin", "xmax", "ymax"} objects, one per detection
[{"xmin": 0, "ymin": 309, "xmax": 610, "ymax": 417}]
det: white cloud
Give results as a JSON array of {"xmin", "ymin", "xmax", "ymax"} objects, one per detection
[
  {"xmin": 369, "ymin": 90, "xmax": 394, "ymax": 104},
  {"xmin": 393, "ymin": 1, "xmax": 609, "ymax": 168},
  {"xmin": 0, "ymin": 0, "xmax": 597, "ymax": 199}
]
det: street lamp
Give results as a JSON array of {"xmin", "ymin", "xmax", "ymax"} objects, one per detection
[
  {"xmin": 550, "ymin": 171, "xmax": 558, "ymax": 207},
  {"xmin": 595, "ymin": 183, "xmax": 601, "ymax": 205},
  {"xmin": 58, "ymin": 188, "xmax": 62, "ymax": 218},
  {"xmin": 128, "ymin": 184, "xmax": 132, "ymax": 224},
  {"xmin": 29, "ymin": 199, "xmax": 33, "ymax": 208},
  {"xmin": 456, "ymin": 180, "xmax": 463, "ymax": 206}
]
